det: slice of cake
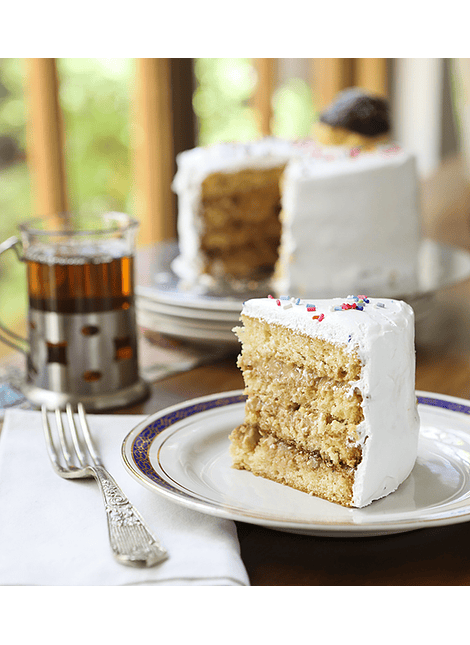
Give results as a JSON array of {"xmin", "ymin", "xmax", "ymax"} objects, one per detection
[{"xmin": 229, "ymin": 295, "xmax": 420, "ymax": 508}]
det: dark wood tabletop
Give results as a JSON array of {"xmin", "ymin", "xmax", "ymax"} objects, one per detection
[{"xmin": 122, "ymin": 154, "xmax": 470, "ymax": 586}]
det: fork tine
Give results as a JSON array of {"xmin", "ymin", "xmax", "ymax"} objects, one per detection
[
  {"xmin": 77, "ymin": 403, "xmax": 103, "ymax": 466},
  {"xmin": 65, "ymin": 403, "xmax": 87, "ymax": 467},
  {"xmin": 55, "ymin": 407, "xmax": 74, "ymax": 468},
  {"xmin": 42, "ymin": 405, "xmax": 63, "ymax": 473}
]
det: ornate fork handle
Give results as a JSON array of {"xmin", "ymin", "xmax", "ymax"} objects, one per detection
[{"xmin": 91, "ymin": 464, "xmax": 168, "ymax": 567}]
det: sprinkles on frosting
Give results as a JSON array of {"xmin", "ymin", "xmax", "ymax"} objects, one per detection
[
  {"xmin": 267, "ymin": 295, "xmax": 384, "ymax": 323},
  {"xmin": 263, "ymin": 294, "xmax": 386, "ymax": 341}
]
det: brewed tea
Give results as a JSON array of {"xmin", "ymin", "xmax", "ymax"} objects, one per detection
[{"xmin": 26, "ymin": 245, "xmax": 134, "ymax": 314}]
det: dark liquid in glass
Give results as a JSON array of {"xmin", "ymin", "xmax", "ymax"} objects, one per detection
[{"xmin": 26, "ymin": 254, "xmax": 134, "ymax": 314}]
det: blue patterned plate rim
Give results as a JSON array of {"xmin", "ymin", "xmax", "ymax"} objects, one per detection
[{"xmin": 121, "ymin": 389, "xmax": 470, "ymax": 535}]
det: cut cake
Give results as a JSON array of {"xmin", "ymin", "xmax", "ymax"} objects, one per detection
[
  {"xmin": 229, "ymin": 295, "xmax": 420, "ymax": 508},
  {"xmin": 171, "ymin": 90, "xmax": 421, "ymax": 298}
]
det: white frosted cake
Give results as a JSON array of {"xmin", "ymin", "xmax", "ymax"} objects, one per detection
[
  {"xmin": 172, "ymin": 140, "xmax": 421, "ymax": 297},
  {"xmin": 171, "ymin": 90, "xmax": 422, "ymax": 298},
  {"xmin": 229, "ymin": 295, "xmax": 420, "ymax": 508}
]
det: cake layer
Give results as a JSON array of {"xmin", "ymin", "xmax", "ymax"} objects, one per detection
[
  {"xmin": 230, "ymin": 424, "xmax": 355, "ymax": 507},
  {"xmin": 201, "ymin": 166, "xmax": 285, "ymax": 200},
  {"xmin": 239, "ymin": 356, "xmax": 363, "ymax": 424},
  {"xmin": 243, "ymin": 398, "xmax": 362, "ymax": 468},
  {"xmin": 202, "ymin": 245, "xmax": 278, "ymax": 280},
  {"xmin": 236, "ymin": 315, "xmax": 361, "ymax": 382}
]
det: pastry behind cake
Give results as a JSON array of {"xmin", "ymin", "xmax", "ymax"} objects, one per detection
[{"xmin": 229, "ymin": 296, "xmax": 420, "ymax": 508}]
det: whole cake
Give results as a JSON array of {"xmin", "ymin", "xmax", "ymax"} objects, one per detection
[
  {"xmin": 171, "ymin": 89, "xmax": 422, "ymax": 298},
  {"xmin": 229, "ymin": 295, "xmax": 420, "ymax": 508}
]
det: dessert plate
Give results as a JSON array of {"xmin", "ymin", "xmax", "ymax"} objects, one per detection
[
  {"xmin": 136, "ymin": 307, "xmax": 238, "ymax": 346},
  {"xmin": 122, "ymin": 389, "xmax": 470, "ymax": 537}
]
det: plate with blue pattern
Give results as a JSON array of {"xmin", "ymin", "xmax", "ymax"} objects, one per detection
[{"xmin": 121, "ymin": 389, "xmax": 470, "ymax": 537}]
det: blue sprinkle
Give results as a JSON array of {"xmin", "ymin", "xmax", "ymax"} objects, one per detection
[
  {"xmin": 279, "ymin": 295, "xmax": 290, "ymax": 300},
  {"xmin": 376, "ymin": 302, "xmax": 385, "ymax": 308},
  {"xmin": 334, "ymin": 306, "xmax": 342, "ymax": 311},
  {"xmin": 295, "ymin": 298, "xmax": 301, "ymax": 305},
  {"xmin": 356, "ymin": 305, "xmax": 363, "ymax": 311},
  {"xmin": 348, "ymin": 334, "xmax": 352, "ymax": 342}
]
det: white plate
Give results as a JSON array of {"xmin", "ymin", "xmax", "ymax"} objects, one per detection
[
  {"xmin": 122, "ymin": 389, "xmax": 470, "ymax": 537},
  {"xmin": 136, "ymin": 294, "xmax": 240, "ymax": 324},
  {"xmin": 136, "ymin": 308, "xmax": 239, "ymax": 346}
]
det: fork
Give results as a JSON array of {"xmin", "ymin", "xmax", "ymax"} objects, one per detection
[{"xmin": 42, "ymin": 403, "xmax": 168, "ymax": 568}]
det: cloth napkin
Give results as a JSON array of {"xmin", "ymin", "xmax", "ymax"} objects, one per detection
[{"xmin": 0, "ymin": 409, "xmax": 249, "ymax": 586}]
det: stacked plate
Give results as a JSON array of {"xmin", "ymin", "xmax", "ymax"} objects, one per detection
[
  {"xmin": 135, "ymin": 239, "xmax": 470, "ymax": 349},
  {"xmin": 136, "ymin": 242, "xmax": 246, "ymax": 348},
  {"xmin": 136, "ymin": 293, "xmax": 242, "ymax": 348}
]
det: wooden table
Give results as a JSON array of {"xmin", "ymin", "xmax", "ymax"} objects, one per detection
[{"xmin": 2, "ymin": 155, "xmax": 470, "ymax": 585}]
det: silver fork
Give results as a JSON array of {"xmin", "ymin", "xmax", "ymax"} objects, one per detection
[{"xmin": 42, "ymin": 403, "xmax": 168, "ymax": 568}]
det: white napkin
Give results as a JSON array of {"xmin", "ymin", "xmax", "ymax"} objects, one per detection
[{"xmin": 0, "ymin": 409, "xmax": 249, "ymax": 586}]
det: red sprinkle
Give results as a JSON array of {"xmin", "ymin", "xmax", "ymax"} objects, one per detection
[
  {"xmin": 276, "ymin": 299, "xmax": 281, "ymax": 306},
  {"xmin": 268, "ymin": 294, "xmax": 274, "ymax": 299},
  {"xmin": 307, "ymin": 306, "xmax": 316, "ymax": 312},
  {"xmin": 318, "ymin": 313, "xmax": 325, "ymax": 322}
]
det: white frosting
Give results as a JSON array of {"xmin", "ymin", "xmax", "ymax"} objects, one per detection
[
  {"xmin": 171, "ymin": 138, "xmax": 422, "ymax": 297},
  {"xmin": 275, "ymin": 147, "xmax": 422, "ymax": 298},
  {"xmin": 240, "ymin": 295, "xmax": 420, "ymax": 508}
]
